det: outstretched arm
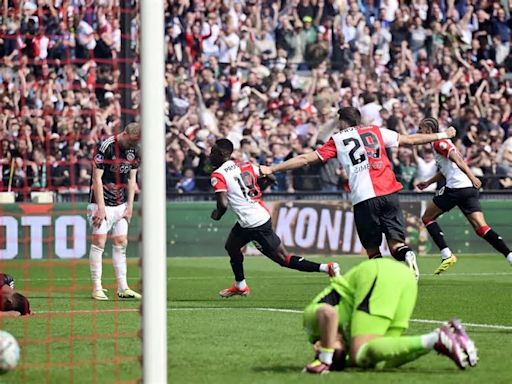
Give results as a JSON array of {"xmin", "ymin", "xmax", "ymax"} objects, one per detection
[
  {"xmin": 211, "ymin": 191, "xmax": 228, "ymax": 221},
  {"xmin": 399, "ymin": 127, "xmax": 456, "ymax": 146},
  {"xmin": 417, "ymin": 172, "xmax": 445, "ymax": 190},
  {"xmin": 261, "ymin": 151, "xmax": 321, "ymax": 174},
  {"xmin": 448, "ymin": 151, "xmax": 482, "ymax": 189}
]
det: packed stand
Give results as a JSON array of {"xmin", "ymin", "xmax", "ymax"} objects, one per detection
[
  {"xmin": 166, "ymin": 0, "xmax": 512, "ymax": 193},
  {"xmin": 1, "ymin": 1, "xmax": 512, "ymax": 201},
  {"xmin": 0, "ymin": 0, "xmax": 135, "ymax": 200}
]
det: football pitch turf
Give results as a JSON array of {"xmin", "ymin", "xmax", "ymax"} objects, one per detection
[{"xmin": 1, "ymin": 255, "xmax": 511, "ymax": 383}]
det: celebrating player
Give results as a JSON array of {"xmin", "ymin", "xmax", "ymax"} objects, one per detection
[
  {"xmin": 301, "ymin": 258, "xmax": 478, "ymax": 373},
  {"xmin": 87, "ymin": 122, "xmax": 142, "ymax": 301},
  {"xmin": 210, "ymin": 139, "xmax": 340, "ymax": 298},
  {"xmin": 0, "ymin": 273, "xmax": 31, "ymax": 317},
  {"xmin": 260, "ymin": 107, "xmax": 457, "ymax": 279},
  {"xmin": 417, "ymin": 117, "xmax": 512, "ymax": 273}
]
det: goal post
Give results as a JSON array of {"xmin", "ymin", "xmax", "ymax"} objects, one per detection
[{"xmin": 140, "ymin": 0, "xmax": 167, "ymax": 382}]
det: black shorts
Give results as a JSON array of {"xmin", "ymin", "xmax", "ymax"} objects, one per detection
[
  {"xmin": 227, "ymin": 219, "xmax": 281, "ymax": 256},
  {"xmin": 433, "ymin": 186, "xmax": 481, "ymax": 215},
  {"xmin": 353, "ymin": 193, "xmax": 406, "ymax": 249}
]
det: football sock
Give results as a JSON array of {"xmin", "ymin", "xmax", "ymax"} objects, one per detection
[
  {"xmin": 113, "ymin": 244, "xmax": 129, "ymax": 292},
  {"xmin": 440, "ymin": 248, "xmax": 452, "ymax": 260},
  {"xmin": 480, "ymin": 228, "xmax": 511, "ymax": 256},
  {"xmin": 318, "ymin": 347, "xmax": 334, "ymax": 365},
  {"xmin": 230, "ymin": 258, "xmax": 245, "ymax": 282},
  {"xmin": 286, "ymin": 255, "xmax": 321, "ymax": 272},
  {"xmin": 425, "ymin": 221, "xmax": 449, "ymax": 251},
  {"xmin": 235, "ymin": 280, "xmax": 247, "ymax": 290},
  {"xmin": 355, "ymin": 335, "xmax": 431, "ymax": 369},
  {"xmin": 391, "ymin": 245, "xmax": 411, "ymax": 262},
  {"xmin": 319, "ymin": 264, "xmax": 329, "ymax": 273},
  {"xmin": 89, "ymin": 244, "xmax": 104, "ymax": 291}
]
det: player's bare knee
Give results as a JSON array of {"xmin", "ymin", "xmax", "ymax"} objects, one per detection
[
  {"xmin": 112, "ymin": 237, "xmax": 127, "ymax": 248},
  {"xmin": 316, "ymin": 304, "xmax": 337, "ymax": 323},
  {"xmin": 92, "ymin": 235, "xmax": 107, "ymax": 249}
]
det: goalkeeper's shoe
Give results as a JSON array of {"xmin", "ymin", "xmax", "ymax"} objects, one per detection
[
  {"xmin": 92, "ymin": 289, "xmax": 109, "ymax": 301},
  {"xmin": 405, "ymin": 251, "xmax": 420, "ymax": 281},
  {"xmin": 219, "ymin": 284, "xmax": 250, "ymax": 298},
  {"xmin": 434, "ymin": 254, "xmax": 457, "ymax": 275},
  {"xmin": 327, "ymin": 262, "xmax": 341, "ymax": 278},
  {"xmin": 118, "ymin": 288, "xmax": 142, "ymax": 299},
  {"xmin": 448, "ymin": 319, "xmax": 478, "ymax": 367},
  {"xmin": 303, "ymin": 359, "xmax": 330, "ymax": 374},
  {"xmin": 434, "ymin": 324, "xmax": 468, "ymax": 369}
]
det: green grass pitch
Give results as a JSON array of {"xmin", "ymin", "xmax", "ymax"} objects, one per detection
[{"xmin": 1, "ymin": 255, "xmax": 511, "ymax": 383}]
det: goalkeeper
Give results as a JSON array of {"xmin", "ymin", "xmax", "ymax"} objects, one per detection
[
  {"xmin": 0, "ymin": 273, "xmax": 31, "ymax": 317},
  {"xmin": 303, "ymin": 258, "xmax": 477, "ymax": 373}
]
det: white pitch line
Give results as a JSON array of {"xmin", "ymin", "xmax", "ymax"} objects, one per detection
[
  {"xmin": 33, "ymin": 306, "xmax": 512, "ymax": 331},
  {"xmin": 15, "ymin": 271, "xmax": 512, "ymax": 282}
]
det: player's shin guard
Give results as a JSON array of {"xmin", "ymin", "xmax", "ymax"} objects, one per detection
[
  {"xmin": 355, "ymin": 336, "xmax": 430, "ymax": 369},
  {"xmin": 285, "ymin": 255, "xmax": 321, "ymax": 272},
  {"xmin": 424, "ymin": 220, "xmax": 449, "ymax": 250},
  {"xmin": 477, "ymin": 226, "xmax": 512, "ymax": 257},
  {"xmin": 113, "ymin": 244, "xmax": 129, "ymax": 292},
  {"xmin": 89, "ymin": 244, "xmax": 104, "ymax": 291}
]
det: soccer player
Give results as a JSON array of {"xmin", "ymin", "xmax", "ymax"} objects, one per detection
[
  {"xmin": 0, "ymin": 273, "xmax": 31, "ymax": 316},
  {"xmin": 302, "ymin": 258, "xmax": 478, "ymax": 373},
  {"xmin": 260, "ymin": 107, "xmax": 457, "ymax": 279},
  {"xmin": 87, "ymin": 122, "xmax": 142, "ymax": 300},
  {"xmin": 417, "ymin": 117, "xmax": 512, "ymax": 273},
  {"xmin": 210, "ymin": 139, "xmax": 340, "ymax": 297}
]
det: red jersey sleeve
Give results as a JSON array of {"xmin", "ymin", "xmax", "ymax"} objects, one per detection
[
  {"xmin": 211, "ymin": 172, "xmax": 227, "ymax": 192},
  {"xmin": 316, "ymin": 138, "xmax": 337, "ymax": 162},
  {"xmin": 433, "ymin": 140, "xmax": 455, "ymax": 158}
]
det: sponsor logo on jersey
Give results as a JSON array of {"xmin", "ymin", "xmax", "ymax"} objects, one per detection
[
  {"xmin": 211, "ymin": 177, "xmax": 218, "ymax": 187},
  {"xmin": 439, "ymin": 142, "xmax": 448, "ymax": 150},
  {"xmin": 371, "ymin": 160, "xmax": 384, "ymax": 170}
]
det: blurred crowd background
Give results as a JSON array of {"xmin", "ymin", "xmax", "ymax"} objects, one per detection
[{"xmin": 1, "ymin": 0, "xmax": 512, "ymax": 200}]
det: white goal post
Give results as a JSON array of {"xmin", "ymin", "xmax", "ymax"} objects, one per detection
[{"xmin": 140, "ymin": 0, "xmax": 167, "ymax": 382}]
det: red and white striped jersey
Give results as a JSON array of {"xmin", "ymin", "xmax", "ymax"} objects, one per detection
[
  {"xmin": 211, "ymin": 160, "xmax": 270, "ymax": 228},
  {"xmin": 433, "ymin": 139, "xmax": 473, "ymax": 188},
  {"xmin": 316, "ymin": 125, "xmax": 403, "ymax": 205}
]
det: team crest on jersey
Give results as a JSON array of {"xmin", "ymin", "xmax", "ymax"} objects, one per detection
[
  {"xmin": 126, "ymin": 151, "xmax": 135, "ymax": 161},
  {"xmin": 211, "ymin": 177, "xmax": 218, "ymax": 187},
  {"xmin": 95, "ymin": 154, "xmax": 104, "ymax": 164}
]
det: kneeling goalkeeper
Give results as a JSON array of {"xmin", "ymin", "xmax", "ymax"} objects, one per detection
[
  {"xmin": 303, "ymin": 258, "xmax": 477, "ymax": 373},
  {"xmin": 0, "ymin": 273, "xmax": 31, "ymax": 317}
]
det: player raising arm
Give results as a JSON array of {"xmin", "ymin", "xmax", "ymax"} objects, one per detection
[
  {"xmin": 87, "ymin": 122, "xmax": 142, "ymax": 301},
  {"xmin": 210, "ymin": 139, "xmax": 340, "ymax": 298},
  {"xmin": 260, "ymin": 107, "xmax": 456, "ymax": 279},
  {"xmin": 301, "ymin": 258, "xmax": 478, "ymax": 373},
  {"xmin": 417, "ymin": 117, "xmax": 512, "ymax": 273}
]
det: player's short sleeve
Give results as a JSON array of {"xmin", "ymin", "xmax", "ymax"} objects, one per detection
[
  {"xmin": 380, "ymin": 128, "xmax": 400, "ymax": 148},
  {"xmin": 433, "ymin": 140, "xmax": 455, "ymax": 158},
  {"xmin": 211, "ymin": 172, "xmax": 227, "ymax": 192},
  {"xmin": 316, "ymin": 138, "xmax": 337, "ymax": 162},
  {"xmin": 252, "ymin": 163, "xmax": 260, "ymax": 177},
  {"xmin": 94, "ymin": 142, "xmax": 108, "ymax": 170}
]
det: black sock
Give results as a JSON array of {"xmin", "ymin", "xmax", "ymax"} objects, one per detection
[
  {"xmin": 229, "ymin": 255, "xmax": 245, "ymax": 282},
  {"xmin": 426, "ymin": 222, "xmax": 449, "ymax": 250},
  {"xmin": 483, "ymin": 229, "xmax": 511, "ymax": 257},
  {"xmin": 392, "ymin": 245, "xmax": 412, "ymax": 261},
  {"xmin": 287, "ymin": 255, "xmax": 321, "ymax": 272}
]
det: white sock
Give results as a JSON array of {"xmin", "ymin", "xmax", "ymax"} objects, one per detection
[
  {"xmin": 421, "ymin": 330, "xmax": 439, "ymax": 349},
  {"xmin": 113, "ymin": 244, "xmax": 129, "ymax": 292},
  {"xmin": 507, "ymin": 253, "xmax": 512, "ymax": 265},
  {"xmin": 319, "ymin": 264, "xmax": 328, "ymax": 273},
  {"xmin": 235, "ymin": 280, "xmax": 247, "ymax": 290},
  {"xmin": 89, "ymin": 244, "xmax": 104, "ymax": 291},
  {"xmin": 440, "ymin": 248, "xmax": 452, "ymax": 260},
  {"xmin": 319, "ymin": 348, "xmax": 334, "ymax": 365}
]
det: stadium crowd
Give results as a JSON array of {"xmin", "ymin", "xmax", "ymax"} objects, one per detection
[{"xmin": 1, "ymin": 0, "xmax": 512, "ymax": 199}]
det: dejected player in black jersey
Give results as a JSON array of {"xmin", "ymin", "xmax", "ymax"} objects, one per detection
[{"xmin": 87, "ymin": 122, "xmax": 141, "ymax": 301}]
